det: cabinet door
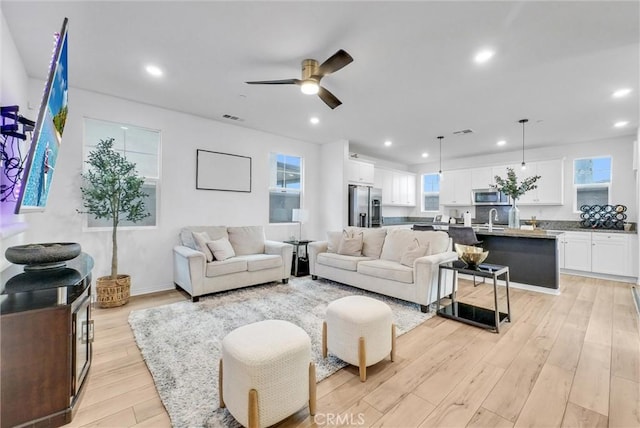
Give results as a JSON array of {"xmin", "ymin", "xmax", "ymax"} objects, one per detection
[
  {"xmin": 471, "ymin": 167, "xmax": 494, "ymax": 189},
  {"xmin": 439, "ymin": 171, "xmax": 456, "ymax": 205},
  {"xmin": 534, "ymin": 160, "xmax": 563, "ymax": 204},
  {"xmin": 563, "ymin": 232, "xmax": 592, "ymax": 272},
  {"xmin": 346, "ymin": 160, "xmax": 374, "ymax": 184},
  {"xmin": 381, "ymin": 169, "xmax": 394, "ymax": 204},
  {"xmin": 592, "ymin": 233, "xmax": 629, "ymax": 275},
  {"xmin": 454, "ymin": 170, "xmax": 472, "ymax": 205},
  {"xmin": 393, "ymin": 172, "xmax": 408, "ymax": 205},
  {"xmin": 373, "ymin": 168, "xmax": 383, "ymax": 189},
  {"xmin": 406, "ymin": 173, "xmax": 416, "ymax": 206},
  {"xmin": 359, "ymin": 162, "xmax": 375, "ymax": 184}
]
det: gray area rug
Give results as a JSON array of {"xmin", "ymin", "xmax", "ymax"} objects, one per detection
[{"xmin": 128, "ymin": 278, "xmax": 432, "ymax": 427}]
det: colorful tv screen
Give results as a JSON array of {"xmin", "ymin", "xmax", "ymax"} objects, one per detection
[{"xmin": 15, "ymin": 18, "xmax": 68, "ymax": 213}]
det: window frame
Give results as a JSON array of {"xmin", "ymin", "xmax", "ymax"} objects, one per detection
[
  {"xmin": 421, "ymin": 172, "xmax": 440, "ymax": 213},
  {"xmin": 82, "ymin": 117, "xmax": 161, "ymax": 231},
  {"xmin": 268, "ymin": 152, "xmax": 304, "ymax": 224},
  {"xmin": 573, "ymin": 156, "xmax": 612, "ymax": 212}
]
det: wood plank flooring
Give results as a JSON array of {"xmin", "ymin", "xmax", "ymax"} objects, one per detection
[{"xmin": 65, "ymin": 275, "xmax": 640, "ymax": 427}]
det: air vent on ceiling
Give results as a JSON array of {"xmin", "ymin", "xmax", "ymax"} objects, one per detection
[
  {"xmin": 452, "ymin": 129, "xmax": 474, "ymax": 135},
  {"xmin": 222, "ymin": 114, "xmax": 244, "ymax": 122}
]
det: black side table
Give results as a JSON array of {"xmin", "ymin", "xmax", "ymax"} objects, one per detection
[
  {"xmin": 437, "ymin": 261, "xmax": 511, "ymax": 333},
  {"xmin": 284, "ymin": 240, "xmax": 313, "ymax": 277}
]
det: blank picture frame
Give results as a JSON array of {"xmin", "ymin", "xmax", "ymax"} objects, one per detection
[{"xmin": 196, "ymin": 149, "xmax": 252, "ymax": 192}]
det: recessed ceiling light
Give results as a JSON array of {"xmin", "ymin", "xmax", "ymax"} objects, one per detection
[
  {"xmin": 309, "ymin": 117, "xmax": 319, "ymax": 125},
  {"xmin": 496, "ymin": 140, "xmax": 506, "ymax": 146},
  {"xmin": 612, "ymin": 88, "xmax": 632, "ymax": 98},
  {"xmin": 145, "ymin": 64, "xmax": 164, "ymax": 77},
  {"xmin": 614, "ymin": 120, "xmax": 629, "ymax": 128},
  {"xmin": 474, "ymin": 49, "xmax": 495, "ymax": 64},
  {"xmin": 422, "ymin": 152, "xmax": 429, "ymax": 158},
  {"xmin": 384, "ymin": 140, "xmax": 392, "ymax": 147},
  {"xmin": 120, "ymin": 126, "xmax": 128, "ymax": 130}
]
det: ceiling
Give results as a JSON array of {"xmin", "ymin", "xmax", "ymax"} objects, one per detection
[{"xmin": 2, "ymin": 1, "xmax": 638, "ymax": 165}]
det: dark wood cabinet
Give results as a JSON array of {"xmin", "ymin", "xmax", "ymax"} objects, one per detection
[{"xmin": 1, "ymin": 254, "xmax": 94, "ymax": 428}]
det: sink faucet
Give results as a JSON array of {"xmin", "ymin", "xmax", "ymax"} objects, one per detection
[{"xmin": 488, "ymin": 208, "xmax": 499, "ymax": 231}]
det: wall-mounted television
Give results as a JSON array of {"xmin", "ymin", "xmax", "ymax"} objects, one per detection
[{"xmin": 14, "ymin": 18, "xmax": 68, "ymax": 213}]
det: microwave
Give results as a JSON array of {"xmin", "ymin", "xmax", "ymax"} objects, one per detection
[{"xmin": 472, "ymin": 189, "xmax": 511, "ymax": 205}]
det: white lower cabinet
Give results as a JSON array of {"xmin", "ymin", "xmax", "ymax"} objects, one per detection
[{"xmin": 558, "ymin": 231, "xmax": 638, "ymax": 277}]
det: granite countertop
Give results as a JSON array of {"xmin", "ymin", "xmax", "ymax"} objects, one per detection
[
  {"xmin": 383, "ymin": 217, "xmax": 637, "ymax": 235},
  {"xmin": 474, "ymin": 229, "xmax": 564, "ymax": 239}
]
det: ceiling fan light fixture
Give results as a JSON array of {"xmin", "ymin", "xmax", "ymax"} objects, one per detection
[{"xmin": 300, "ymin": 80, "xmax": 319, "ymax": 95}]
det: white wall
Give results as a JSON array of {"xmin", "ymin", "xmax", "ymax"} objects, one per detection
[
  {"xmin": 408, "ymin": 137, "xmax": 638, "ymax": 223},
  {"xmin": 0, "ymin": 9, "xmax": 30, "ymax": 270},
  {"xmin": 19, "ymin": 83, "xmax": 323, "ymax": 295},
  {"xmin": 320, "ymin": 140, "xmax": 348, "ymax": 231}
]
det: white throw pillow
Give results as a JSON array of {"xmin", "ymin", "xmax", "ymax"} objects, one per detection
[
  {"xmin": 400, "ymin": 240, "xmax": 430, "ymax": 267},
  {"xmin": 337, "ymin": 230, "xmax": 364, "ymax": 256},
  {"xmin": 207, "ymin": 238, "xmax": 236, "ymax": 261},
  {"xmin": 326, "ymin": 231, "xmax": 343, "ymax": 253},
  {"xmin": 192, "ymin": 231, "xmax": 214, "ymax": 262}
]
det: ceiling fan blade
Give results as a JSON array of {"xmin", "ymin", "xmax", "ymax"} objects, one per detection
[
  {"xmin": 245, "ymin": 79, "xmax": 301, "ymax": 85},
  {"xmin": 318, "ymin": 86, "xmax": 342, "ymax": 109},
  {"xmin": 317, "ymin": 50, "xmax": 353, "ymax": 77}
]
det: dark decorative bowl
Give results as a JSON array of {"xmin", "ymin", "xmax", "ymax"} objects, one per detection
[{"xmin": 5, "ymin": 242, "xmax": 81, "ymax": 271}]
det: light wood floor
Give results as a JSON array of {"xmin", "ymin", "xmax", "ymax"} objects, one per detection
[{"xmin": 65, "ymin": 275, "xmax": 640, "ymax": 428}]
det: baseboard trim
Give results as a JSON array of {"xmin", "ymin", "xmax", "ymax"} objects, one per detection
[
  {"xmin": 560, "ymin": 269, "xmax": 637, "ymax": 284},
  {"xmin": 131, "ymin": 284, "xmax": 175, "ymax": 297}
]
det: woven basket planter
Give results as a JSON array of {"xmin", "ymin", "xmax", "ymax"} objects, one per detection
[{"xmin": 96, "ymin": 274, "xmax": 131, "ymax": 308}]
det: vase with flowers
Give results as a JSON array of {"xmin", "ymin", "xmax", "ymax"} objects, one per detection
[{"xmin": 492, "ymin": 168, "xmax": 541, "ymax": 229}]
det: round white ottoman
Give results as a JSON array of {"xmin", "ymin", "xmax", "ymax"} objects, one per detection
[
  {"xmin": 323, "ymin": 295, "xmax": 396, "ymax": 382},
  {"xmin": 219, "ymin": 320, "xmax": 316, "ymax": 428}
]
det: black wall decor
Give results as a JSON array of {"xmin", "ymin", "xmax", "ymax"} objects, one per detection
[{"xmin": 579, "ymin": 204, "xmax": 626, "ymax": 229}]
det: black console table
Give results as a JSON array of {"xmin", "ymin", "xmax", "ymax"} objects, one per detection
[
  {"xmin": 1, "ymin": 253, "xmax": 94, "ymax": 427},
  {"xmin": 284, "ymin": 240, "xmax": 313, "ymax": 277},
  {"xmin": 437, "ymin": 261, "xmax": 511, "ymax": 333}
]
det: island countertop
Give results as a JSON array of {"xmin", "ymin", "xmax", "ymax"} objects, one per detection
[{"xmin": 473, "ymin": 229, "xmax": 564, "ymax": 239}]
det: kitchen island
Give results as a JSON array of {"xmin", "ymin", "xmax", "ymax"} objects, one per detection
[{"xmin": 473, "ymin": 229, "xmax": 563, "ymax": 292}]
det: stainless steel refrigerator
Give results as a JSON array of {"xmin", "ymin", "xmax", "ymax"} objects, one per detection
[{"xmin": 348, "ymin": 185, "xmax": 382, "ymax": 227}]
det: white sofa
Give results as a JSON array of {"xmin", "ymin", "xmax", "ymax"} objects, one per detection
[
  {"xmin": 173, "ymin": 226, "xmax": 293, "ymax": 302},
  {"xmin": 308, "ymin": 228, "xmax": 457, "ymax": 312}
]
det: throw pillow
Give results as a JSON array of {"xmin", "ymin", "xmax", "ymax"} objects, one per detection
[
  {"xmin": 400, "ymin": 239, "xmax": 430, "ymax": 267},
  {"xmin": 362, "ymin": 228, "xmax": 387, "ymax": 258},
  {"xmin": 206, "ymin": 238, "xmax": 236, "ymax": 261},
  {"xmin": 179, "ymin": 228, "xmax": 199, "ymax": 251},
  {"xmin": 337, "ymin": 231, "xmax": 364, "ymax": 256},
  {"xmin": 192, "ymin": 231, "xmax": 214, "ymax": 262},
  {"xmin": 326, "ymin": 231, "xmax": 343, "ymax": 253}
]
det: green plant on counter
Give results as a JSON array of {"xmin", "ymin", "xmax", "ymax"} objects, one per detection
[{"xmin": 492, "ymin": 167, "xmax": 541, "ymax": 200}]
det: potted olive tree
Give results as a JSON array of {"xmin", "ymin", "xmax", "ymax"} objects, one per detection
[
  {"xmin": 80, "ymin": 138, "xmax": 150, "ymax": 307},
  {"xmin": 492, "ymin": 167, "xmax": 540, "ymax": 229}
]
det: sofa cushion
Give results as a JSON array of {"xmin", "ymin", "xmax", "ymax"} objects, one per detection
[
  {"xmin": 192, "ymin": 231, "xmax": 215, "ymax": 262},
  {"xmin": 326, "ymin": 231, "xmax": 343, "ymax": 253},
  {"xmin": 207, "ymin": 237, "xmax": 236, "ymax": 261},
  {"xmin": 357, "ymin": 259, "xmax": 414, "ymax": 284},
  {"xmin": 228, "ymin": 226, "xmax": 265, "ymax": 255},
  {"xmin": 179, "ymin": 228, "xmax": 199, "ymax": 251},
  {"xmin": 338, "ymin": 231, "xmax": 363, "ymax": 256},
  {"xmin": 235, "ymin": 254, "xmax": 282, "ymax": 272},
  {"xmin": 416, "ymin": 230, "xmax": 450, "ymax": 255},
  {"xmin": 206, "ymin": 258, "xmax": 248, "ymax": 277},
  {"xmin": 400, "ymin": 241, "xmax": 430, "ymax": 267},
  {"xmin": 317, "ymin": 253, "xmax": 373, "ymax": 271},
  {"xmin": 361, "ymin": 228, "xmax": 387, "ymax": 259},
  {"xmin": 380, "ymin": 229, "xmax": 417, "ymax": 263}
]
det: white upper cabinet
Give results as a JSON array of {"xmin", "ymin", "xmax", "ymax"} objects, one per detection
[
  {"xmin": 377, "ymin": 168, "xmax": 416, "ymax": 206},
  {"xmin": 518, "ymin": 159, "xmax": 564, "ymax": 205},
  {"xmin": 471, "ymin": 167, "xmax": 494, "ymax": 190},
  {"xmin": 346, "ymin": 160, "xmax": 375, "ymax": 185},
  {"xmin": 440, "ymin": 170, "xmax": 472, "ymax": 206}
]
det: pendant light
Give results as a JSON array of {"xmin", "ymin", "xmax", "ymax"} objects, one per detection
[
  {"xmin": 438, "ymin": 136, "xmax": 444, "ymax": 177},
  {"xmin": 519, "ymin": 119, "xmax": 529, "ymax": 170}
]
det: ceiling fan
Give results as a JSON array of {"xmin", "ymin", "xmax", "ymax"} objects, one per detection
[{"xmin": 246, "ymin": 49, "xmax": 353, "ymax": 109}]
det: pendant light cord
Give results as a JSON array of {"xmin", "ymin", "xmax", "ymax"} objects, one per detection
[
  {"xmin": 438, "ymin": 136, "xmax": 444, "ymax": 174},
  {"xmin": 519, "ymin": 119, "xmax": 528, "ymax": 167}
]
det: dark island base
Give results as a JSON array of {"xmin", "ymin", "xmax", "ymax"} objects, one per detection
[{"xmin": 475, "ymin": 233, "xmax": 559, "ymax": 290}]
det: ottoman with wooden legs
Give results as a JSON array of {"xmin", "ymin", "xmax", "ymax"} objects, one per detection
[
  {"xmin": 219, "ymin": 320, "xmax": 316, "ymax": 428},
  {"xmin": 322, "ymin": 295, "xmax": 395, "ymax": 382}
]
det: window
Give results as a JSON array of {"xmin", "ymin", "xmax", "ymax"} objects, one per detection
[
  {"xmin": 83, "ymin": 118, "xmax": 160, "ymax": 228},
  {"xmin": 269, "ymin": 153, "xmax": 302, "ymax": 223},
  {"xmin": 574, "ymin": 156, "xmax": 611, "ymax": 209},
  {"xmin": 422, "ymin": 173, "xmax": 440, "ymax": 211}
]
